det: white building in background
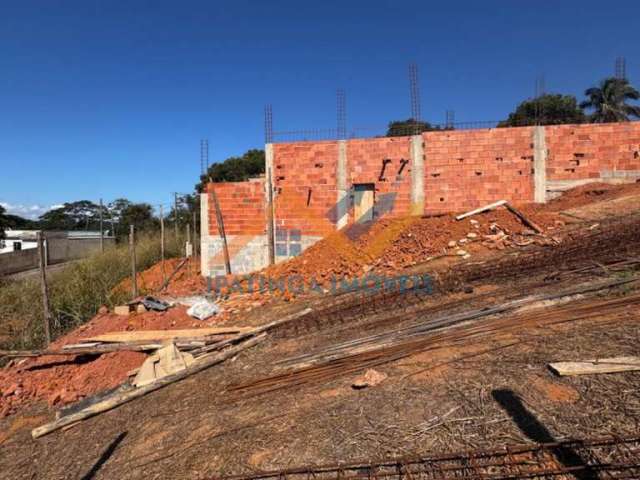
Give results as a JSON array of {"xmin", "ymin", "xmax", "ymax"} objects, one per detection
[{"xmin": 0, "ymin": 230, "xmax": 39, "ymax": 254}]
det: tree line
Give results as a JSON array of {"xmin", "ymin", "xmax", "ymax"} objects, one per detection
[
  {"xmin": 0, "ymin": 196, "xmax": 199, "ymax": 240},
  {"xmin": 387, "ymin": 76, "xmax": 640, "ymax": 135}
]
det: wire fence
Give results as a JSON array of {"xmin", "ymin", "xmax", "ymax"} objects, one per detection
[{"xmin": 271, "ymin": 118, "xmax": 640, "ymax": 143}]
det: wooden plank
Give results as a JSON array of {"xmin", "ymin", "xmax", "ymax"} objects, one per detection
[
  {"xmin": 0, "ymin": 343, "xmax": 163, "ymax": 358},
  {"xmin": 455, "ymin": 200, "xmax": 507, "ymax": 221},
  {"xmin": 85, "ymin": 327, "xmax": 252, "ymax": 343},
  {"xmin": 504, "ymin": 202, "xmax": 543, "ymax": 233},
  {"xmin": 549, "ymin": 356, "xmax": 640, "ymax": 376},
  {"xmin": 32, "ymin": 333, "xmax": 266, "ymax": 439}
]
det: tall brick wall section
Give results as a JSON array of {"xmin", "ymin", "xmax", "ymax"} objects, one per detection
[
  {"xmin": 422, "ymin": 127, "xmax": 535, "ymax": 214},
  {"xmin": 207, "ymin": 180, "xmax": 265, "ymax": 236},
  {"xmin": 202, "ymin": 122, "xmax": 640, "ymax": 277},
  {"xmin": 545, "ymin": 123, "xmax": 640, "ymax": 181},
  {"xmin": 347, "ymin": 136, "xmax": 413, "ymax": 217},
  {"xmin": 272, "ymin": 141, "xmax": 338, "ymax": 238}
]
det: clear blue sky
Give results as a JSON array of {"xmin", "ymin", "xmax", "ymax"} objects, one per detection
[{"xmin": 1, "ymin": 0, "xmax": 638, "ymax": 218}]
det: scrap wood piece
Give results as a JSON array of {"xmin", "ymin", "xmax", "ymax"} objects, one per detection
[
  {"xmin": 455, "ymin": 200, "xmax": 507, "ymax": 221},
  {"xmin": 549, "ymin": 356, "xmax": 640, "ymax": 376},
  {"xmin": 504, "ymin": 202, "xmax": 543, "ymax": 233},
  {"xmin": 85, "ymin": 327, "xmax": 252, "ymax": 344},
  {"xmin": 157, "ymin": 257, "xmax": 189, "ymax": 292},
  {"xmin": 0, "ymin": 342, "xmax": 164, "ymax": 358},
  {"xmin": 31, "ymin": 333, "xmax": 267, "ymax": 439},
  {"xmin": 133, "ymin": 343, "xmax": 195, "ymax": 387}
]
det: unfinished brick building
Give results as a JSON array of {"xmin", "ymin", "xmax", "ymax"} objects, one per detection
[{"xmin": 200, "ymin": 122, "xmax": 640, "ymax": 278}]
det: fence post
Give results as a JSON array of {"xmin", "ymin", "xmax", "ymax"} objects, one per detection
[
  {"xmin": 99, "ymin": 198, "xmax": 104, "ymax": 252},
  {"xmin": 129, "ymin": 225, "xmax": 138, "ymax": 299},
  {"xmin": 160, "ymin": 205, "xmax": 166, "ymax": 286},
  {"xmin": 36, "ymin": 232, "xmax": 52, "ymax": 346}
]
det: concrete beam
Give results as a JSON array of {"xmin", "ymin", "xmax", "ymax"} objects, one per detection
[
  {"xmin": 199, "ymin": 192, "xmax": 210, "ymax": 277},
  {"xmin": 533, "ymin": 126, "xmax": 548, "ymax": 203},
  {"xmin": 410, "ymin": 135, "xmax": 425, "ymax": 215},
  {"xmin": 265, "ymin": 143, "xmax": 275, "ymax": 264},
  {"xmin": 336, "ymin": 140, "xmax": 349, "ymax": 229}
]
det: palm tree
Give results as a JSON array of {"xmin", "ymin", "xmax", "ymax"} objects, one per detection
[{"xmin": 580, "ymin": 77, "xmax": 640, "ymax": 123}]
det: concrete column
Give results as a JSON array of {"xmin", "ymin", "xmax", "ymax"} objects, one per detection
[
  {"xmin": 265, "ymin": 143, "xmax": 276, "ymax": 264},
  {"xmin": 199, "ymin": 192, "xmax": 210, "ymax": 277},
  {"xmin": 336, "ymin": 140, "xmax": 349, "ymax": 229},
  {"xmin": 533, "ymin": 126, "xmax": 548, "ymax": 203},
  {"xmin": 410, "ymin": 135, "xmax": 425, "ymax": 215}
]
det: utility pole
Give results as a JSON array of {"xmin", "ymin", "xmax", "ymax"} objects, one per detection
[
  {"xmin": 129, "ymin": 225, "xmax": 138, "ymax": 299},
  {"xmin": 36, "ymin": 232, "xmax": 52, "ymax": 346},
  {"xmin": 99, "ymin": 198, "xmax": 104, "ymax": 252},
  {"xmin": 160, "ymin": 205, "xmax": 166, "ymax": 285},
  {"xmin": 174, "ymin": 193, "xmax": 179, "ymax": 247}
]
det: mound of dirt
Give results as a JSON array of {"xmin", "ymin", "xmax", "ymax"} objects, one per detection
[{"xmin": 0, "ymin": 305, "xmax": 214, "ymax": 418}]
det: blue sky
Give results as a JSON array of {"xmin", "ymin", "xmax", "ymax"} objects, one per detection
[{"xmin": 1, "ymin": 0, "xmax": 638, "ymax": 218}]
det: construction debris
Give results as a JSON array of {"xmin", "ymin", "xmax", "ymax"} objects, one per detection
[
  {"xmin": 352, "ymin": 369, "xmax": 387, "ymax": 389},
  {"xmin": 113, "ymin": 305, "xmax": 131, "ymax": 316},
  {"xmin": 85, "ymin": 327, "xmax": 251, "ymax": 344},
  {"xmin": 31, "ymin": 333, "xmax": 267, "ymax": 439},
  {"xmin": 455, "ymin": 200, "xmax": 507, "ymax": 220},
  {"xmin": 504, "ymin": 202, "xmax": 544, "ymax": 233},
  {"xmin": 187, "ymin": 298, "xmax": 221, "ymax": 320},
  {"xmin": 141, "ymin": 296, "xmax": 170, "ymax": 312},
  {"xmin": 228, "ymin": 278, "xmax": 639, "ymax": 400},
  {"xmin": 133, "ymin": 343, "xmax": 194, "ymax": 387},
  {"xmin": 0, "ymin": 343, "xmax": 163, "ymax": 358},
  {"xmin": 216, "ymin": 436, "xmax": 640, "ymax": 480},
  {"xmin": 549, "ymin": 356, "xmax": 640, "ymax": 376}
]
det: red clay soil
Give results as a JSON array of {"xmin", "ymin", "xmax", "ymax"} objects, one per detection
[
  {"xmin": 0, "ymin": 305, "xmax": 215, "ymax": 418},
  {"xmin": 161, "ymin": 182, "xmax": 640, "ymax": 302},
  {"xmin": 3, "ymin": 183, "xmax": 636, "ymax": 419},
  {"xmin": 116, "ymin": 257, "xmax": 206, "ymax": 297}
]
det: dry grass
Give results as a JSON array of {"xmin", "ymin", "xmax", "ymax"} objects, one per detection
[{"xmin": 0, "ymin": 232, "xmax": 184, "ymax": 350}]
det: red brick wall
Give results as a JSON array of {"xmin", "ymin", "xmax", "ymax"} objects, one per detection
[
  {"xmin": 272, "ymin": 141, "xmax": 338, "ymax": 237},
  {"xmin": 206, "ymin": 122, "xmax": 640, "ymax": 244},
  {"xmin": 347, "ymin": 136, "xmax": 413, "ymax": 217},
  {"xmin": 423, "ymin": 127, "xmax": 535, "ymax": 214},
  {"xmin": 207, "ymin": 180, "xmax": 265, "ymax": 236},
  {"xmin": 545, "ymin": 123, "xmax": 640, "ymax": 180}
]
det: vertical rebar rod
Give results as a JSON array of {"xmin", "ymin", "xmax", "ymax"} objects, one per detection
[
  {"xmin": 409, "ymin": 63, "xmax": 421, "ymax": 126},
  {"xmin": 264, "ymin": 104, "xmax": 273, "ymax": 144},
  {"xmin": 615, "ymin": 56, "xmax": 627, "ymax": 80},
  {"xmin": 337, "ymin": 89, "xmax": 346, "ymax": 140}
]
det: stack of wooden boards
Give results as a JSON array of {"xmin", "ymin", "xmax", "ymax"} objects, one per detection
[{"xmin": 30, "ymin": 307, "xmax": 312, "ymax": 439}]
